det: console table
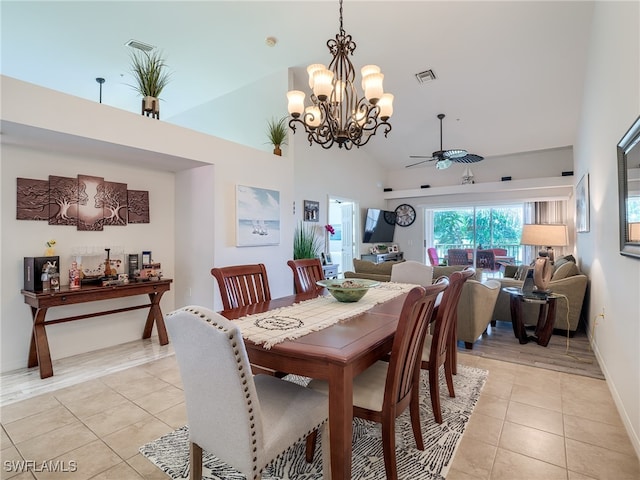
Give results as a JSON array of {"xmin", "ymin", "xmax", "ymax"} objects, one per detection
[
  {"xmin": 21, "ymin": 279, "xmax": 172, "ymax": 378},
  {"xmin": 361, "ymin": 251, "xmax": 404, "ymax": 264}
]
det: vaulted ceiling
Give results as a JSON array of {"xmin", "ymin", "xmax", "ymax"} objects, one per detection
[{"xmin": 1, "ymin": 1, "xmax": 594, "ymax": 170}]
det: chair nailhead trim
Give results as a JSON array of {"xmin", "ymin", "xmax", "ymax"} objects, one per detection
[{"xmin": 182, "ymin": 306, "xmax": 263, "ymax": 475}]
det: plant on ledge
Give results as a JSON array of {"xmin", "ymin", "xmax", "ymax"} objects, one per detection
[
  {"xmin": 293, "ymin": 222, "xmax": 322, "ymax": 259},
  {"xmin": 266, "ymin": 116, "xmax": 288, "ymax": 156},
  {"xmin": 129, "ymin": 50, "xmax": 171, "ymax": 119}
]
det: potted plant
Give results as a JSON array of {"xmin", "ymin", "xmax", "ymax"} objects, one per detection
[
  {"xmin": 129, "ymin": 50, "xmax": 171, "ymax": 119},
  {"xmin": 266, "ymin": 116, "xmax": 288, "ymax": 155},
  {"xmin": 293, "ymin": 222, "xmax": 322, "ymax": 259}
]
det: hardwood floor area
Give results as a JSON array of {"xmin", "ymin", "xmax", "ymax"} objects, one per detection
[{"xmin": 457, "ymin": 320, "xmax": 604, "ymax": 379}]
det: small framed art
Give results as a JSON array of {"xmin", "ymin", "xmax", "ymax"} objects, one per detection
[{"xmin": 304, "ymin": 200, "xmax": 319, "ymax": 222}]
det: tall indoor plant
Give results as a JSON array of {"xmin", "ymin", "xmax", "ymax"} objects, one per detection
[
  {"xmin": 129, "ymin": 50, "xmax": 171, "ymax": 119},
  {"xmin": 293, "ymin": 222, "xmax": 322, "ymax": 259},
  {"xmin": 266, "ymin": 116, "xmax": 288, "ymax": 156}
]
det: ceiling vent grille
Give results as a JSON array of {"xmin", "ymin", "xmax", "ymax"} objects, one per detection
[
  {"xmin": 125, "ymin": 39, "xmax": 155, "ymax": 52},
  {"xmin": 415, "ymin": 69, "xmax": 436, "ymax": 84}
]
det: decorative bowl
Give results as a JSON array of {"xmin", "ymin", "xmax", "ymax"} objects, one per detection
[{"xmin": 316, "ymin": 278, "xmax": 380, "ymax": 303}]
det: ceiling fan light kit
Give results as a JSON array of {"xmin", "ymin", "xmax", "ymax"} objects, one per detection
[
  {"xmin": 286, "ymin": 0, "xmax": 393, "ymax": 150},
  {"xmin": 407, "ymin": 113, "xmax": 484, "ymax": 169}
]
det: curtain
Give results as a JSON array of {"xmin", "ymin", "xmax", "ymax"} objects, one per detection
[{"xmin": 523, "ymin": 200, "xmax": 568, "ymax": 263}]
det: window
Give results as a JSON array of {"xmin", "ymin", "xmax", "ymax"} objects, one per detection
[{"xmin": 428, "ymin": 204, "xmax": 524, "ymax": 262}]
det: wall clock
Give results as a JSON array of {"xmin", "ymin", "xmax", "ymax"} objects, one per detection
[{"xmin": 395, "ymin": 204, "xmax": 416, "ymax": 227}]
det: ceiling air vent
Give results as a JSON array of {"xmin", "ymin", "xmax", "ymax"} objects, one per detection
[
  {"xmin": 125, "ymin": 39, "xmax": 155, "ymax": 52},
  {"xmin": 415, "ymin": 69, "xmax": 436, "ymax": 84}
]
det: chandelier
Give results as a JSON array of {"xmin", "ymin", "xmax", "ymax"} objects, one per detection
[{"xmin": 286, "ymin": 0, "xmax": 393, "ymax": 150}]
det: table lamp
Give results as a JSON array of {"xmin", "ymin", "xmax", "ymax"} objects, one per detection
[{"xmin": 520, "ymin": 224, "xmax": 568, "ymax": 292}]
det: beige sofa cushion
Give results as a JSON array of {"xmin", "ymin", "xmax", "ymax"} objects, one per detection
[
  {"xmin": 552, "ymin": 261, "xmax": 579, "ymax": 280},
  {"xmin": 352, "ymin": 258, "xmax": 403, "ymax": 276}
]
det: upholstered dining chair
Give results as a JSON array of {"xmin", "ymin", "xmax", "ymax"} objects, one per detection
[
  {"xmin": 421, "ymin": 268, "xmax": 474, "ymax": 423},
  {"xmin": 166, "ymin": 306, "xmax": 329, "ymax": 480},
  {"xmin": 211, "ymin": 263, "xmax": 271, "ymax": 310},
  {"xmin": 306, "ymin": 282, "xmax": 448, "ymax": 480},
  {"xmin": 447, "ymin": 248, "xmax": 470, "ymax": 266},
  {"xmin": 287, "ymin": 258, "xmax": 325, "ymax": 294},
  {"xmin": 390, "ymin": 260, "xmax": 434, "ymax": 286},
  {"xmin": 427, "ymin": 247, "xmax": 440, "ymax": 266},
  {"xmin": 476, "ymin": 249, "xmax": 497, "ymax": 271}
]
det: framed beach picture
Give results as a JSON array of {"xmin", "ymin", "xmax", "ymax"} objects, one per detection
[
  {"xmin": 576, "ymin": 173, "xmax": 590, "ymax": 233},
  {"xmin": 236, "ymin": 185, "xmax": 280, "ymax": 246}
]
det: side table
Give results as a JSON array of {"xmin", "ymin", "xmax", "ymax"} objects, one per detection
[{"xmin": 503, "ymin": 287, "xmax": 558, "ymax": 347}]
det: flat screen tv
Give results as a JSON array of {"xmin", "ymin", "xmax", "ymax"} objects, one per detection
[{"xmin": 363, "ymin": 208, "xmax": 396, "ymax": 243}]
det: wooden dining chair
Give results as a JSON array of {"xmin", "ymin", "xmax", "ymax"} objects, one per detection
[
  {"xmin": 211, "ymin": 263, "xmax": 272, "ymax": 310},
  {"xmin": 166, "ymin": 306, "xmax": 329, "ymax": 480},
  {"xmin": 306, "ymin": 281, "xmax": 448, "ymax": 480},
  {"xmin": 287, "ymin": 258, "xmax": 325, "ymax": 294},
  {"xmin": 476, "ymin": 249, "xmax": 497, "ymax": 271},
  {"xmin": 421, "ymin": 268, "xmax": 474, "ymax": 423}
]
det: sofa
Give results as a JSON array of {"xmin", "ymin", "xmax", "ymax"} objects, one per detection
[
  {"xmin": 345, "ymin": 258, "xmax": 483, "ymax": 282},
  {"xmin": 492, "ymin": 256, "xmax": 588, "ymax": 332}
]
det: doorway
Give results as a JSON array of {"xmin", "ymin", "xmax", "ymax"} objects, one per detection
[{"xmin": 327, "ymin": 196, "xmax": 359, "ymax": 275}]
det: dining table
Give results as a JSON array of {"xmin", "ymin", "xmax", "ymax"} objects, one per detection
[{"xmin": 219, "ymin": 286, "xmax": 412, "ymax": 480}]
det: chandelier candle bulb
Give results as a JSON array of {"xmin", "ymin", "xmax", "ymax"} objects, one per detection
[
  {"xmin": 361, "ymin": 65, "xmax": 381, "ymax": 89},
  {"xmin": 363, "ymin": 72, "xmax": 384, "ymax": 104},
  {"xmin": 334, "ymin": 79, "xmax": 346, "ymax": 102},
  {"xmin": 287, "ymin": 90, "xmax": 305, "ymax": 117},
  {"xmin": 312, "ymin": 69, "xmax": 334, "ymax": 101},
  {"xmin": 305, "ymin": 106, "xmax": 321, "ymax": 128},
  {"xmin": 307, "ymin": 64, "xmax": 326, "ymax": 89},
  {"xmin": 378, "ymin": 93, "xmax": 394, "ymax": 120}
]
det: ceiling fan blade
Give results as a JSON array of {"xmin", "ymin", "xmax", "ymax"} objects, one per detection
[
  {"xmin": 405, "ymin": 158, "xmax": 432, "ymax": 168},
  {"xmin": 443, "ymin": 149, "xmax": 468, "ymax": 159},
  {"xmin": 408, "ymin": 155, "xmax": 434, "ymax": 159},
  {"xmin": 452, "ymin": 153, "xmax": 484, "ymax": 164}
]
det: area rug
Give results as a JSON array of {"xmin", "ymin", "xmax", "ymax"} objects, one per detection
[{"xmin": 140, "ymin": 365, "xmax": 487, "ymax": 480}]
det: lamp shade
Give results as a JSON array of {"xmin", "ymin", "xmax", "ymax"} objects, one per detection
[
  {"xmin": 629, "ymin": 222, "xmax": 640, "ymax": 242},
  {"xmin": 520, "ymin": 224, "xmax": 568, "ymax": 247}
]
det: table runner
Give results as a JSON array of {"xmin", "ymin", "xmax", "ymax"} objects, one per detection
[{"xmin": 234, "ymin": 282, "xmax": 417, "ymax": 349}]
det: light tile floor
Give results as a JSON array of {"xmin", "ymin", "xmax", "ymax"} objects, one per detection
[{"xmin": 1, "ymin": 340, "xmax": 638, "ymax": 479}]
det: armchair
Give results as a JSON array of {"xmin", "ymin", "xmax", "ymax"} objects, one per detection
[{"xmin": 456, "ymin": 279, "xmax": 501, "ymax": 349}]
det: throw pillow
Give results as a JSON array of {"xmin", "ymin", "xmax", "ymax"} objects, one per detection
[
  {"xmin": 552, "ymin": 261, "xmax": 579, "ymax": 280},
  {"xmin": 503, "ymin": 265, "xmax": 519, "ymax": 278}
]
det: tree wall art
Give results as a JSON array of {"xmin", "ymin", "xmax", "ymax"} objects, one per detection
[{"xmin": 16, "ymin": 175, "xmax": 150, "ymax": 228}]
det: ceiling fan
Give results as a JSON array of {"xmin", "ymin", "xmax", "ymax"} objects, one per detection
[{"xmin": 406, "ymin": 113, "xmax": 484, "ymax": 170}]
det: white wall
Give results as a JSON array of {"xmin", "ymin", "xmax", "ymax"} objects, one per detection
[
  {"xmin": 168, "ymin": 69, "xmax": 290, "ymax": 156},
  {"xmin": 0, "ymin": 76, "xmax": 295, "ymax": 372},
  {"xmin": 1, "ymin": 143, "xmax": 175, "ymax": 371},
  {"xmin": 573, "ymin": 1, "xmax": 640, "ymax": 454}
]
